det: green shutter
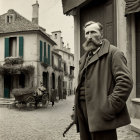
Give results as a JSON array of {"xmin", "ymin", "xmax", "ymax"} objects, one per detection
[
  {"xmin": 19, "ymin": 36, "xmax": 24, "ymax": 57},
  {"xmin": 58, "ymin": 58, "xmax": 61, "ymax": 68},
  {"xmin": 52, "ymin": 55, "xmax": 54, "ymax": 66},
  {"xmin": 44, "ymin": 42, "xmax": 46, "ymax": 63},
  {"xmin": 48, "ymin": 44, "xmax": 50, "ymax": 65},
  {"xmin": 5, "ymin": 38, "xmax": 9, "ymax": 58},
  {"xmin": 40, "ymin": 41, "xmax": 42, "ymax": 61}
]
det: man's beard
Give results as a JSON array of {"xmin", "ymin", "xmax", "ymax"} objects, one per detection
[{"xmin": 82, "ymin": 38, "xmax": 102, "ymax": 52}]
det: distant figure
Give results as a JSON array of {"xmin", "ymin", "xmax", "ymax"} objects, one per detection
[
  {"xmin": 37, "ymin": 81, "xmax": 46, "ymax": 96},
  {"xmin": 51, "ymin": 88, "xmax": 55, "ymax": 107},
  {"xmin": 63, "ymin": 88, "xmax": 67, "ymax": 99}
]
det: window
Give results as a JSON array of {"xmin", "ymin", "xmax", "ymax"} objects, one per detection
[
  {"xmin": 7, "ymin": 15, "xmax": 10, "ymax": 23},
  {"xmin": 40, "ymin": 40, "xmax": 42, "ymax": 61},
  {"xmin": 48, "ymin": 44, "xmax": 50, "ymax": 65},
  {"xmin": 6, "ymin": 14, "xmax": 15, "ymax": 23},
  {"xmin": 9, "ymin": 37, "xmax": 17, "ymax": 57},
  {"xmin": 55, "ymin": 34, "xmax": 57, "ymax": 39},
  {"xmin": 44, "ymin": 42, "xmax": 47, "ymax": 63},
  {"xmin": 40, "ymin": 41, "xmax": 51, "ymax": 65},
  {"xmin": 70, "ymin": 66, "xmax": 74, "ymax": 75},
  {"xmin": 5, "ymin": 36, "xmax": 24, "ymax": 58},
  {"xmin": 64, "ymin": 63, "xmax": 67, "ymax": 72}
]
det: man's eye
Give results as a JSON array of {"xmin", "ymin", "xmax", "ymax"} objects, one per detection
[
  {"xmin": 86, "ymin": 32, "xmax": 89, "ymax": 35},
  {"xmin": 91, "ymin": 31, "xmax": 96, "ymax": 34}
]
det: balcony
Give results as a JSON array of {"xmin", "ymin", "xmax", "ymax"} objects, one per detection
[
  {"xmin": 64, "ymin": 71, "xmax": 68, "ymax": 76},
  {"xmin": 52, "ymin": 65, "xmax": 63, "ymax": 72},
  {"xmin": 69, "ymin": 74, "xmax": 74, "ymax": 79},
  {"xmin": 0, "ymin": 57, "xmax": 34, "ymax": 75},
  {"xmin": 41, "ymin": 57, "xmax": 49, "ymax": 68},
  {"xmin": 5, "ymin": 56, "xmax": 23, "ymax": 65}
]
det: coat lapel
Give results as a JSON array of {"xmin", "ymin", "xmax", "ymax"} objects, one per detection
[
  {"xmin": 79, "ymin": 51, "xmax": 88, "ymax": 71},
  {"xmin": 78, "ymin": 39, "xmax": 110, "ymax": 86}
]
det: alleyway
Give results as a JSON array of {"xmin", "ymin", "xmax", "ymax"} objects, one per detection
[{"xmin": 0, "ymin": 95, "xmax": 140, "ymax": 140}]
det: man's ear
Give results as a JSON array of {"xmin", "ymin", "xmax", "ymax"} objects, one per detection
[{"xmin": 101, "ymin": 31, "xmax": 103, "ymax": 39}]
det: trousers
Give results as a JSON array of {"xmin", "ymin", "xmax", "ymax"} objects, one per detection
[{"xmin": 77, "ymin": 100, "xmax": 118, "ymax": 140}]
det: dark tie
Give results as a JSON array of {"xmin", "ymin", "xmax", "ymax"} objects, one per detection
[
  {"xmin": 88, "ymin": 50, "xmax": 93, "ymax": 59},
  {"xmin": 84, "ymin": 50, "xmax": 93, "ymax": 67}
]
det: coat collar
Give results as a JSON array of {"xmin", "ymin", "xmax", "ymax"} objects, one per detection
[{"xmin": 79, "ymin": 39, "xmax": 110, "ymax": 71}]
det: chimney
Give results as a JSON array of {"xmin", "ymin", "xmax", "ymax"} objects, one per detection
[{"xmin": 32, "ymin": 0, "xmax": 39, "ymax": 24}]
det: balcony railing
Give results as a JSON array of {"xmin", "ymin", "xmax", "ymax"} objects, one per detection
[
  {"xmin": 69, "ymin": 74, "xmax": 74, "ymax": 79},
  {"xmin": 41, "ymin": 57, "xmax": 49, "ymax": 68},
  {"xmin": 0, "ymin": 64, "xmax": 35, "ymax": 75},
  {"xmin": 5, "ymin": 56, "xmax": 23, "ymax": 65},
  {"xmin": 53, "ymin": 65, "xmax": 63, "ymax": 72}
]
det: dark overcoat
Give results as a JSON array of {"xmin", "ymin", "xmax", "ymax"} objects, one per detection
[{"xmin": 75, "ymin": 39, "xmax": 133, "ymax": 132}]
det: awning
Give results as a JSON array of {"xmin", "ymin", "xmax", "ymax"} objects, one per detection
[
  {"xmin": 61, "ymin": 0, "xmax": 90, "ymax": 14},
  {"xmin": 125, "ymin": 0, "xmax": 140, "ymax": 15}
]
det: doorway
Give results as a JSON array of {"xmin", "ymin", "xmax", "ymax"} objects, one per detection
[
  {"xmin": 4, "ymin": 75, "xmax": 11, "ymax": 98},
  {"xmin": 136, "ymin": 12, "xmax": 140, "ymax": 97}
]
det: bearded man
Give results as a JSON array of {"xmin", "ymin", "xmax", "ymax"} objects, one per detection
[{"xmin": 73, "ymin": 21, "xmax": 133, "ymax": 140}]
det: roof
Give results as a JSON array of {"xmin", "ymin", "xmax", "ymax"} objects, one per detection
[
  {"xmin": 55, "ymin": 48, "xmax": 74, "ymax": 57},
  {"xmin": 0, "ymin": 9, "xmax": 56, "ymax": 45},
  {"xmin": 125, "ymin": 0, "xmax": 140, "ymax": 16},
  {"xmin": 62, "ymin": 0, "xmax": 109, "ymax": 14},
  {"xmin": 52, "ymin": 50, "xmax": 62, "ymax": 57},
  {"xmin": 52, "ymin": 30, "xmax": 61, "ymax": 33},
  {"xmin": 62, "ymin": 0, "xmax": 91, "ymax": 14}
]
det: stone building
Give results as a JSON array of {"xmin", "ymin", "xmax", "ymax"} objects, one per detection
[
  {"xmin": 62, "ymin": 0, "xmax": 140, "ymax": 133},
  {"xmin": 51, "ymin": 31, "xmax": 74, "ymax": 95},
  {"xmin": 0, "ymin": 1, "xmax": 64, "ymax": 100}
]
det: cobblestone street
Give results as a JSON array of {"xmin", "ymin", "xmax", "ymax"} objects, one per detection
[{"xmin": 0, "ymin": 95, "xmax": 140, "ymax": 140}]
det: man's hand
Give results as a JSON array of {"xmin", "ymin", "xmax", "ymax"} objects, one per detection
[{"xmin": 71, "ymin": 106, "xmax": 75, "ymax": 121}]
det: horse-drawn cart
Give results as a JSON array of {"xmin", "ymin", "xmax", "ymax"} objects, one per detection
[{"xmin": 12, "ymin": 87, "xmax": 49, "ymax": 109}]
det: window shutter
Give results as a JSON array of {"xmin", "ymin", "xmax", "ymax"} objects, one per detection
[
  {"xmin": 58, "ymin": 58, "xmax": 61, "ymax": 68},
  {"xmin": 44, "ymin": 42, "xmax": 46, "ymax": 63},
  {"xmin": 52, "ymin": 55, "xmax": 54, "ymax": 66},
  {"xmin": 40, "ymin": 41, "xmax": 42, "ymax": 61},
  {"xmin": 48, "ymin": 44, "xmax": 50, "ymax": 65},
  {"xmin": 19, "ymin": 36, "xmax": 24, "ymax": 57},
  {"xmin": 5, "ymin": 38, "xmax": 9, "ymax": 58}
]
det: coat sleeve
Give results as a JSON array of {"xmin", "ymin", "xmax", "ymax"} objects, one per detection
[{"xmin": 109, "ymin": 50, "xmax": 133, "ymax": 114}]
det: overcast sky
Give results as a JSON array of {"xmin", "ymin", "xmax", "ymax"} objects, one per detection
[{"xmin": 0, "ymin": 0, "xmax": 74, "ymax": 53}]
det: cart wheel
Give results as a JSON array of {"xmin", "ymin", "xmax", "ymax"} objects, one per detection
[
  {"xmin": 26, "ymin": 96, "xmax": 35, "ymax": 110},
  {"xmin": 42, "ymin": 94, "xmax": 49, "ymax": 107}
]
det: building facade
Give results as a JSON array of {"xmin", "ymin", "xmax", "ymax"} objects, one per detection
[
  {"xmin": 51, "ymin": 31, "xmax": 75, "ymax": 95},
  {"xmin": 0, "ymin": 2, "xmax": 63, "ymax": 100}
]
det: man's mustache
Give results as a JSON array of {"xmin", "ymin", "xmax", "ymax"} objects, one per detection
[
  {"xmin": 87, "ymin": 38, "xmax": 94, "ymax": 43},
  {"xmin": 85, "ymin": 39, "xmax": 94, "ymax": 46}
]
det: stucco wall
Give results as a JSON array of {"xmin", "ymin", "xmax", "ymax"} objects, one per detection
[
  {"xmin": 0, "ymin": 75, "xmax": 4, "ymax": 97},
  {"xmin": 116, "ymin": 0, "xmax": 127, "ymax": 54},
  {"xmin": 0, "ymin": 37, "xmax": 6, "ymax": 62},
  {"xmin": 0, "ymin": 32, "xmax": 56, "ymax": 98},
  {"xmin": 0, "ymin": 33, "xmax": 38, "ymax": 62},
  {"xmin": 0, "ymin": 33, "xmax": 38, "ymax": 97},
  {"xmin": 117, "ymin": 0, "xmax": 137, "ymax": 117},
  {"xmin": 51, "ymin": 31, "xmax": 62, "ymax": 49}
]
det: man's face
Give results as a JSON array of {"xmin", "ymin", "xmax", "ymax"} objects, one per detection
[{"xmin": 83, "ymin": 23, "xmax": 103, "ymax": 51}]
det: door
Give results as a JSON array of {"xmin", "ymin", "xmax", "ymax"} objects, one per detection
[
  {"xmin": 80, "ymin": 0, "xmax": 117, "ymax": 56},
  {"xmin": 4, "ymin": 75, "xmax": 11, "ymax": 98},
  {"xmin": 136, "ymin": 12, "xmax": 140, "ymax": 97},
  {"xmin": 43, "ymin": 72, "xmax": 49, "ymax": 90},
  {"xmin": 58, "ymin": 76, "xmax": 62, "ymax": 99}
]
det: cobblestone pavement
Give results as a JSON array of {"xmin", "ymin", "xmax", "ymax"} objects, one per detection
[{"xmin": 0, "ymin": 95, "xmax": 140, "ymax": 140}]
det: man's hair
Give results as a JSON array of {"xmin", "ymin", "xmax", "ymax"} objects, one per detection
[{"xmin": 84, "ymin": 21, "xmax": 103, "ymax": 32}]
